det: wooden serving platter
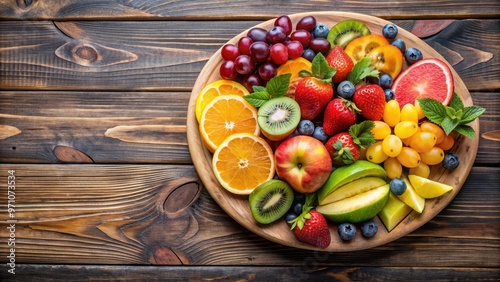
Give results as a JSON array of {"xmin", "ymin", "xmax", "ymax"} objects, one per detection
[{"xmin": 186, "ymin": 12, "xmax": 479, "ymax": 251}]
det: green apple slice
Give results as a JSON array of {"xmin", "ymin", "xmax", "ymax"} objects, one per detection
[
  {"xmin": 379, "ymin": 192, "xmax": 413, "ymax": 232},
  {"xmin": 398, "ymin": 176, "xmax": 425, "ymax": 213},
  {"xmin": 320, "ymin": 176, "xmax": 387, "ymax": 205},
  {"xmin": 317, "ymin": 160, "xmax": 386, "ymax": 204},
  {"xmin": 408, "ymin": 174, "xmax": 454, "ymax": 199},
  {"xmin": 316, "ymin": 184, "xmax": 390, "ymax": 223}
]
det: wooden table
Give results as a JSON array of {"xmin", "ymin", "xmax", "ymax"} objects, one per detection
[{"xmin": 1, "ymin": 1, "xmax": 499, "ymax": 281}]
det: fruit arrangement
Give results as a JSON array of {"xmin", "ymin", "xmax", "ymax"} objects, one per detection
[{"xmin": 188, "ymin": 12, "xmax": 484, "ymax": 250}]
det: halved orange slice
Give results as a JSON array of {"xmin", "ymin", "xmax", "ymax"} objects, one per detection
[
  {"xmin": 199, "ymin": 95, "xmax": 259, "ymax": 153},
  {"xmin": 212, "ymin": 133, "xmax": 275, "ymax": 195}
]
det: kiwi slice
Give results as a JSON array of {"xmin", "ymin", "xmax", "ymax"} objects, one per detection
[
  {"xmin": 257, "ymin": 96, "xmax": 300, "ymax": 141},
  {"xmin": 327, "ymin": 19, "xmax": 371, "ymax": 48},
  {"xmin": 249, "ymin": 179, "xmax": 294, "ymax": 224}
]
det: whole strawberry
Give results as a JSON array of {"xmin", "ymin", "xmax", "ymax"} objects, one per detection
[
  {"xmin": 326, "ymin": 45, "xmax": 354, "ymax": 84},
  {"xmin": 325, "ymin": 121, "xmax": 375, "ymax": 165},
  {"xmin": 353, "ymin": 84, "xmax": 386, "ymax": 121},
  {"xmin": 295, "ymin": 53, "xmax": 335, "ymax": 120},
  {"xmin": 289, "ymin": 194, "xmax": 331, "ymax": 249},
  {"xmin": 323, "ymin": 97, "xmax": 359, "ymax": 136}
]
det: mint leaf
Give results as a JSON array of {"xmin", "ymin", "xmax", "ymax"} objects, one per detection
[
  {"xmin": 347, "ymin": 58, "xmax": 379, "ymax": 84},
  {"xmin": 243, "ymin": 91, "xmax": 271, "ymax": 107},
  {"xmin": 252, "ymin": 85, "xmax": 266, "ymax": 93},
  {"xmin": 445, "ymin": 107, "xmax": 458, "ymax": 119},
  {"xmin": 441, "ymin": 116, "xmax": 460, "ymax": 135},
  {"xmin": 349, "ymin": 120, "xmax": 375, "ymax": 148},
  {"xmin": 266, "ymin": 73, "xmax": 291, "ymax": 98},
  {"xmin": 454, "ymin": 125, "xmax": 476, "ymax": 139},
  {"xmin": 459, "ymin": 105, "xmax": 486, "ymax": 124},
  {"xmin": 448, "ymin": 92, "xmax": 464, "ymax": 111},
  {"xmin": 418, "ymin": 98, "xmax": 447, "ymax": 124},
  {"xmin": 305, "ymin": 53, "xmax": 335, "ymax": 84}
]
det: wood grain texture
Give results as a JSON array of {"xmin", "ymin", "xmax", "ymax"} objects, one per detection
[
  {"xmin": 0, "ymin": 0, "xmax": 498, "ymax": 20},
  {"xmin": 0, "ymin": 165, "xmax": 498, "ymax": 266},
  {"xmin": 0, "ymin": 19, "xmax": 498, "ymax": 91},
  {"xmin": 1, "ymin": 91, "xmax": 497, "ymax": 164}
]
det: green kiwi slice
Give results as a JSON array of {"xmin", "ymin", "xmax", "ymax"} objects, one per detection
[
  {"xmin": 327, "ymin": 19, "xmax": 371, "ymax": 48},
  {"xmin": 257, "ymin": 96, "xmax": 301, "ymax": 141},
  {"xmin": 249, "ymin": 179, "xmax": 294, "ymax": 224}
]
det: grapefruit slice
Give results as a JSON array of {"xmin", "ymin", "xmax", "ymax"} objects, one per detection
[{"xmin": 392, "ymin": 58, "xmax": 454, "ymax": 108}]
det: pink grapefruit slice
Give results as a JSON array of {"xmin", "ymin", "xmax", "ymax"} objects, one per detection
[{"xmin": 392, "ymin": 58, "xmax": 454, "ymax": 108}]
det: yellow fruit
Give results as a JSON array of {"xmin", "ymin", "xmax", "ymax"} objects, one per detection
[
  {"xmin": 277, "ymin": 57, "xmax": 312, "ymax": 96},
  {"xmin": 212, "ymin": 133, "xmax": 275, "ymax": 195},
  {"xmin": 408, "ymin": 174, "xmax": 453, "ymax": 199},
  {"xmin": 397, "ymin": 176, "xmax": 425, "ymax": 213},
  {"xmin": 195, "ymin": 80, "xmax": 249, "ymax": 122},
  {"xmin": 199, "ymin": 95, "xmax": 259, "ymax": 153},
  {"xmin": 409, "ymin": 162, "xmax": 431, "ymax": 178},
  {"xmin": 379, "ymin": 192, "xmax": 413, "ymax": 232}
]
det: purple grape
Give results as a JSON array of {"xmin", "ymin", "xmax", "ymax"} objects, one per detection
[
  {"xmin": 258, "ymin": 62, "xmax": 277, "ymax": 81},
  {"xmin": 249, "ymin": 41, "xmax": 270, "ymax": 63},
  {"xmin": 247, "ymin": 27, "xmax": 268, "ymax": 42},
  {"xmin": 309, "ymin": 38, "xmax": 331, "ymax": 55},
  {"xmin": 266, "ymin": 26, "xmax": 287, "ymax": 44},
  {"xmin": 274, "ymin": 15, "xmax": 293, "ymax": 35},
  {"xmin": 296, "ymin": 16, "xmax": 317, "ymax": 32}
]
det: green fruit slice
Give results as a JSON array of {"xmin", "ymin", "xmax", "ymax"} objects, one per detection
[
  {"xmin": 397, "ymin": 176, "xmax": 425, "ymax": 213},
  {"xmin": 320, "ymin": 176, "xmax": 387, "ymax": 205},
  {"xmin": 257, "ymin": 96, "xmax": 301, "ymax": 141},
  {"xmin": 249, "ymin": 179, "xmax": 294, "ymax": 224},
  {"xmin": 316, "ymin": 184, "xmax": 390, "ymax": 223},
  {"xmin": 379, "ymin": 192, "xmax": 413, "ymax": 232},
  {"xmin": 327, "ymin": 19, "xmax": 371, "ymax": 48},
  {"xmin": 317, "ymin": 160, "xmax": 387, "ymax": 204}
]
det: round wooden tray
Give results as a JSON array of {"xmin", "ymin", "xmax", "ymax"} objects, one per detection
[{"xmin": 187, "ymin": 12, "xmax": 479, "ymax": 251}]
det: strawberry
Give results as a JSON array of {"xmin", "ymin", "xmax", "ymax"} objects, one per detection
[
  {"xmin": 289, "ymin": 194, "xmax": 331, "ymax": 249},
  {"xmin": 353, "ymin": 84, "xmax": 386, "ymax": 121},
  {"xmin": 294, "ymin": 53, "xmax": 335, "ymax": 120},
  {"xmin": 323, "ymin": 97, "xmax": 359, "ymax": 136},
  {"xmin": 326, "ymin": 45, "xmax": 354, "ymax": 84},
  {"xmin": 325, "ymin": 121, "xmax": 376, "ymax": 165}
]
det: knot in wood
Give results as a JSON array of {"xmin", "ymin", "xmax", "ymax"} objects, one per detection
[
  {"xmin": 75, "ymin": 45, "xmax": 98, "ymax": 62},
  {"xmin": 16, "ymin": 0, "xmax": 33, "ymax": 9}
]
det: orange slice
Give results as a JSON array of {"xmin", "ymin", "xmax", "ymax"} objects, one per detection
[
  {"xmin": 212, "ymin": 133, "xmax": 275, "ymax": 194},
  {"xmin": 277, "ymin": 57, "xmax": 312, "ymax": 82},
  {"xmin": 195, "ymin": 79, "xmax": 249, "ymax": 122},
  {"xmin": 199, "ymin": 95, "xmax": 259, "ymax": 153}
]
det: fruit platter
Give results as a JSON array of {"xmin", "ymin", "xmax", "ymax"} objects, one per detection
[{"xmin": 186, "ymin": 12, "xmax": 482, "ymax": 251}]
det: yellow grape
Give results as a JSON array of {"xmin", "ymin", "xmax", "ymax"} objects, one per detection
[
  {"xmin": 400, "ymin": 103, "xmax": 419, "ymax": 123},
  {"xmin": 366, "ymin": 141, "xmax": 389, "ymax": 164},
  {"xmin": 409, "ymin": 162, "xmax": 431, "ymax": 178},
  {"xmin": 409, "ymin": 131, "xmax": 437, "ymax": 153},
  {"xmin": 383, "ymin": 100, "xmax": 400, "ymax": 127},
  {"xmin": 420, "ymin": 122, "xmax": 445, "ymax": 144},
  {"xmin": 382, "ymin": 134, "xmax": 403, "ymax": 157},
  {"xmin": 397, "ymin": 147, "xmax": 421, "ymax": 168},
  {"xmin": 420, "ymin": 147, "xmax": 445, "ymax": 165},
  {"xmin": 394, "ymin": 121, "xmax": 419, "ymax": 139},
  {"xmin": 371, "ymin": 121, "xmax": 392, "ymax": 140},
  {"xmin": 384, "ymin": 157, "xmax": 402, "ymax": 179},
  {"xmin": 414, "ymin": 100, "xmax": 426, "ymax": 120},
  {"xmin": 436, "ymin": 134, "xmax": 455, "ymax": 151}
]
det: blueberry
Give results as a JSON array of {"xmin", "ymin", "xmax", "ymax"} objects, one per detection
[
  {"xmin": 312, "ymin": 126, "xmax": 329, "ymax": 143},
  {"xmin": 405, "ymin": 47, "xmax": 423, "ymax": 65},
  {"xmin": 391, "ymin": 38, "xmax": 406, "ymax": 54},
  {"xmin": 379, "ymin": 74, "xmax": 393, "ymax": 89},
  {"xmin": 293, "ymin": 192, "xmax": 305, "ymax": 204},
  {"xmin": 443, "ymin": 153, "xmax": 460, "ymax": 170},
  {"xmin": 313, "ymin": 23, "xmax": 330, "ymax": 39},
  {"xmin": 297, "ymin": 120, "xmax": 315, "ymax": 136},
  {"xmin": 285, "ymin": 212, "xmax": 297, "ymax": 227},
  {"xmin": 337, "ymin": 80, "xmax": 355, "ymax": 99},
  {"xmin": 382, "ymin": 23, "xmax": 398, "ymax": 39},
  {"xmin": 384, "ymin": 89, "xmax": 395, "ymax": 101},
  {"xmin": 338, "ymin": 223, "xmax": 357, "ymax": 241},
  {"xmin": 390, "ymin": 178, "xmax": 407, "ymax": 196},
  {"xmin": 302, "ymin": 48, "xmax": 316, "ymax": 62},
  {"xmin": 293, "ymin": 202, "xmax": 303, "ymax": 215},
  {"xmin": 360, "ymin": 220, "xmax": 378, "ymax": 238}
]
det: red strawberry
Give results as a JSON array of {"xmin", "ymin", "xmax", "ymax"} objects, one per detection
[
  {"xmin": 353, "ymin": 84, "xmax": 386, "ymax": 121},
  {"xmin": 294, "ymin": 53, "xmax": 335, "ymax": 120},
  {"xmin": 326, "ymin": 45, "xmax": 354, "ymax": 84},
  {"xmin": 323, "ymin": 97, "xmax": 359, "ymax": 136},
  {"xmin": 325, "ymin": 121, "xmax": 376, "ymax": 165},
  {"xmin": 289, "ymin": 194, "xmax": 330, "ymax": 248}
]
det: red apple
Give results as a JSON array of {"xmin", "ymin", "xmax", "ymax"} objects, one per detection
[{"xmin": 274, "ymin": 135, "xmax": 332, "ymax": 193}]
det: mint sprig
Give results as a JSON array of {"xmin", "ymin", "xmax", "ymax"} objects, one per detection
[
  {"xmin": 349, "ymin": 120, "xmax": 375, "ymax": 148},
  {"xmin": 417, "ymin": 92, "xmax": 485, "ymax": 139},
  {"xmin": 243, "ymin": 73, "xmax": 291, "ymax": 107},
  {"xmin": 347, "ymin": 58, "xmax": 379, "ymax": 84},
  {"xmin": 298, "ymin": 53, "xmax": 336, "ymax": 84}
]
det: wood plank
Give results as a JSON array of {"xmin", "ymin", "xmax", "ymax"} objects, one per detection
[
  {"xmin": 1, "ymin": 265, "xmax": 499, "ymax": 281},
  {"xmin": 0, "ymin": 91, "xmax": 497, "ymax": 164},
  {"xmin": 0, "ymin": 19, "xmax": 498, "ymax": 91},
  {"xmin": 0, "ymin": 165, "xmax": 498, "ymax": 266},
  {"xmin": 0, "ymin": 0, "xmax": 498, "ymax": 20}
]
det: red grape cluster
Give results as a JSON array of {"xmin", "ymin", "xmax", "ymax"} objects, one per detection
[{"xmin": 219, "ymin": 15, "xmax": 331, "ymax": 91}]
